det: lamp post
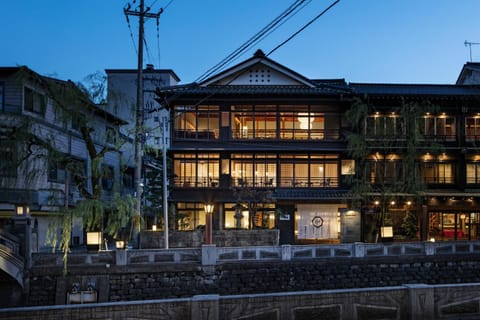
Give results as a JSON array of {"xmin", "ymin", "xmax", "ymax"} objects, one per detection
[
  {"xmin": 14, "ymin": 204, "xmax": 31, "ymax": 267},
  {"xmin": 204, "ymin": 203, "xmax": 214, "ymax": 244},
  {"xmin": 15, "ymin": 204, "xmax": 30, "ymax": 216}
]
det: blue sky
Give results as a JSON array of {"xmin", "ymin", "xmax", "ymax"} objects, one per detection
[{"xmin": 1, "ymin": 0, "xmax": 479, "ymax": 85}]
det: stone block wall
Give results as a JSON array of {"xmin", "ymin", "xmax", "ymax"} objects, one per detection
[
  {"xmin": 23, "ymin": 253, "xmax": 480, "ymax": 308},
  {"xmin": 140, "ymin": 229, "xmax": 279, "ymax": 248}
]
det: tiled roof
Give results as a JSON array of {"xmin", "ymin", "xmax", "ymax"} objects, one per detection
[
  {"xmin": 350, "ymin": 83, "xmax": 480, "ymax": 96},
  {"xmin": 158, "ymin": 82, "xmax": 480, "ymax": 99},
  {"xmin": 158, "ymin": 84, "xmax": 352, "ymax": 96}
]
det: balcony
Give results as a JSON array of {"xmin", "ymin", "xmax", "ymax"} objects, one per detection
[
  {"xmin": 174, "ymin": 176, "xmax": 340, "ymax": 189},
  {"xmin": 231, "ymin": 128, "xmax": 341, "ymax": 141}
]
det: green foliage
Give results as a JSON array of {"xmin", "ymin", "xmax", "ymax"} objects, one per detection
[
  {"xmin": 401, "ymin": 210, "xmax": 419, "ymax": 239},
  {"xmin": 344, "ymin": 97, "xmax": 442, "ymax": 241},
  {"xmin": 105, "ymin": 193, "xmax": 136, "ymax": 239},
  {"xmin": 46, "ymin": 193, "xmax": 136, "ymax": 274},
  {"xmin": 6, "ymin": 68, "xmax": 137, "ymax": 273}
]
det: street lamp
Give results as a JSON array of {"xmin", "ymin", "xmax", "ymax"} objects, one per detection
[
  {"xmin": 204, "ymin": 203, "xmax": 214, "ymax": 244},
  {"xmin": 86, "ymin": 231, "xmax": 102, "ymax": 251},
  {"xmin": 16, "ymin": 204, "xmax": 30, "ymax": 216}
]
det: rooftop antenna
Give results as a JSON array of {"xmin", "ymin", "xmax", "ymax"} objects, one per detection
[{"xmin": 464, "ymin": 40, "xmax": 480, "ymax": 62}]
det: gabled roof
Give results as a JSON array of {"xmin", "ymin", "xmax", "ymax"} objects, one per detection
[
  {"xmin": 456, "ymin": 62, "xmax": 480, "ymax": 85},
  {"xmin": 156, "ymin": 50, "xmax": 352, "ymax": 100},
  {"xmin": 199, "ymin": 49, "xmax": 317, "ymax": 87},
  {"xmin": 0, "ymin": 66, "xmax": 127, "ymax": 125}
]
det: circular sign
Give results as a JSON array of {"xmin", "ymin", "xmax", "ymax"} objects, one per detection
[{"xmin": 312, "ymin": 216, "xmax": 324, "ymax": 228}]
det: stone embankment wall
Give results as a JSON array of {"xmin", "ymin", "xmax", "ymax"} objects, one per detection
[{"xmin": 26, "ymin": 254, "xmax": 480, "ymax": 306}]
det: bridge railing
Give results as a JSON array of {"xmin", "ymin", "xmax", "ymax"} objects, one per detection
[
  {"xmin": 30, "ymin": 241, "xmax": 480, "ymax": 268},
  {"xmin": 0, "ymin": 230, "xmax": 20, "ymax": 256}
]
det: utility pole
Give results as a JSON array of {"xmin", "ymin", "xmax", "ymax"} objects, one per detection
[{"xmin": 124, "ymin": 1, "xmax": 163, "ymax": 247}]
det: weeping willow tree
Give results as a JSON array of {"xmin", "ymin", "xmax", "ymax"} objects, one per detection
[
  {"xmin": 345, "ymin": 97, "xmax": 444, "ymax": 242},
  {"xmin": 2, "ymin": 67, "xmax": 137, "ymax": 273}
]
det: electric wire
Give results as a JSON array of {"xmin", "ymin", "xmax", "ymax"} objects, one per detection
[
  {"xmin": 195, "ymin": 0, "xmax": 308, "ymax": 83},
  {"xmin": 153, "ymin": 0, "xmax": 343, "ymax": 116},
  {"xmin": 124, "ymin": 7, "xmax": 138, "ymax": 55},
  {"xmin": 201, "ymin": 0, "xmax": 313, "ymax": 78},
  {"xmin": 267, "ymin": 0, "xmax": 340, "ymax": 56},
  {"xmin": 195, "ymin": 0, "xmax": 305, "ymax": 82},
  {"xmin": 156, "ymin": 17, "xmax": 161, "ymax": 70}
]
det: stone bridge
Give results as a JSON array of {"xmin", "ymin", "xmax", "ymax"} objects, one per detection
[{"xmin": 0, "ymin": 229, "xmax": 24, "ymax": 287}]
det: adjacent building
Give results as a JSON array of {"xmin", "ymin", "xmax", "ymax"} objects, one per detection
[{"xmin": 0, "ymin": 66, "xmax": 127, "ymax": 251}]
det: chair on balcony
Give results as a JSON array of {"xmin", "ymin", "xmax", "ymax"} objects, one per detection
[
  {"xmin": 265, "ymin": 178, "xmax": 274, "ymax": 187},
  {"xmin": 238, "ymin": 178, "xmax": 247, "ymax": 187}
]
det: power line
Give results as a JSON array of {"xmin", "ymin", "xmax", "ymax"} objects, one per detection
[
  {"xmin": 155, "ymin": 0, "xmax": 343, "ymax": 114},
  {"xmin": 267, "ymin": 0, "xmax": 340, "ymax": 56},
  {"xmin": 124, "ymin": 6, "xmax": 138, "ymax": 55},
  {"xmin": 195, "ymin": 0, "xmax": 309, "ymax": 83}
]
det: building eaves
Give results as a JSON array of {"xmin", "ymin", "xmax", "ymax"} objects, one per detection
[
  {"xmin": 350, "ymin": 83, "xmax": 480, "ymax": 96},
  {"xmin": 158, "ymin": 84, "xmax": 351, "ymax": 96},
  {"xmin": 105, "ymin": 68, "xmax": 180, "ymax": 82}
]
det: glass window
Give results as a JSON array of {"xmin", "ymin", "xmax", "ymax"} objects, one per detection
[
  {"xmin": 122, "ymin": 167, "xmax": 135, "ymax": 189},
  {"xmin": 105, "ymin": 126, "xmax": 117, "ymax": 145},
  {"xmin": 0, "ymin": 140, "xmax": 17, "ymax": 177},
  {"xmin": 48, "ymin": 161, "xmax": 67, "ymax": 183},
  {"xmin": 224, "ymin": 203, "xmax": 250, "ymax": 229},
  {"xmin": 176, "ymin": 203, "xmax": 205, "ymax": 231},
  {"xmin": 466, "ymin": 162, "xmax": 480, "ymax": 184},
  {"xmin": 102, "ymin": 165, "xmax": 114, "ymax": 191},
  {"xmin": 24, "ymin": 86, "xmax": 46, "ymax": 115},
  {"xmin": 421, "ymin": 162, "xmax": 454, "ymax": 184},
  {"xmin": 174, "ymin": 153, "xmax": 219, "ymax": 187},
  {"xmin": 366, "ymin": 154, "xmax": 403, "ymax": 184},
  {"xmin": 341, "ymin": 160, "xmax": 355, "ymax": 175},
  {"xmin": 174, "ymin": 105, "xmax": 219, "ymax": 139},
  {"xmin": 466, "ymin": 116, "xmax": 480, "ymax": 141},
  {"xmin": 365, "ymin": 114, "xmax": 404, "ymax": 138},
  {"xmin": 419, "ymin": 114, "xmax": 455, "ymax": 141}
]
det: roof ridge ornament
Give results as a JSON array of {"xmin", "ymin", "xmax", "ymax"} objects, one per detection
[{"xmin": 253, "ymin": 49, "xmax": 266, "ymax": 58}]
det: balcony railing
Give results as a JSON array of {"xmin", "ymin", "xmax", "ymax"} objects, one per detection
[
  {"xmin": 174, "ymin": 176, "xmax": 339, "ymax": 189},
  {"xmin": 423, "ymin": 177, "xmax": 455, "ymax": 184},
  {"xmin": 230, "ymin": 129, "xmax": 341, "ymax": 141},
  {"xmin": 173, "ymin": 129, "xmax": 219, "ymax": 140},
  {"xmin": 278, "ymin": 177, "xmax": 339, "ymax": 188}
]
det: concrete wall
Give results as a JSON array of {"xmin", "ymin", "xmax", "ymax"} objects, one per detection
[{"xmin": 3, "ymin": 283, "xmax": 480, "ymax": 319}]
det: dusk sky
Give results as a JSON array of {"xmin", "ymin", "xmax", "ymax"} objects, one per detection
[{"xmin": 1, "ymin": 0, "xmax": 479, "ymax": 85}]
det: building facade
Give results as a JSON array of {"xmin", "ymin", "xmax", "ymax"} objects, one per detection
[
  {"xmin": 0, "ymin": 67, "xmax": 128, "ymax": 251},
  {"xmin": 105, "ymin": 65, "xmax": 179, "ymax": 228},
  {"xmin": 157, "ymin": 50, "xmax": 480, "ymax": 244}
]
